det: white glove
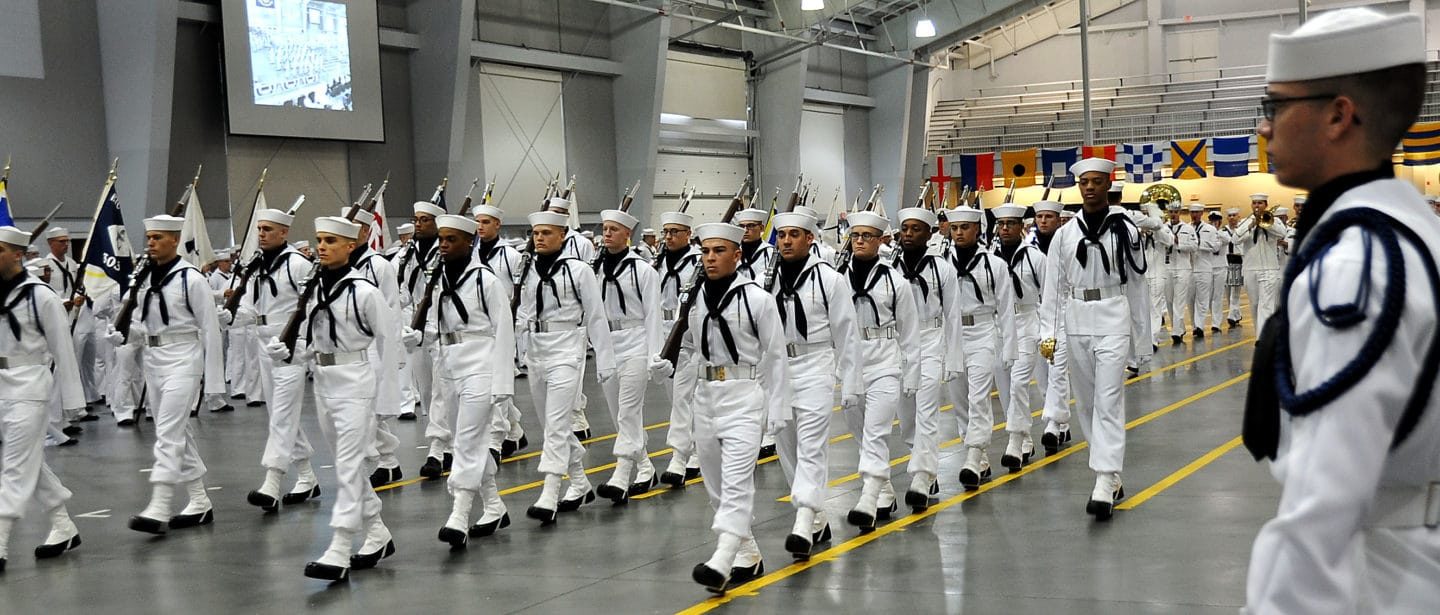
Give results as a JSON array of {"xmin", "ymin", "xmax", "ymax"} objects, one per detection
[
  {"xmin": 104, "ymin": 325, "xmax": 127, "ymax": 346},
  {"xmin": 841, "ymin": 394, "xmax": 861, "ymax": 410},
  {"xmin": 218, "ymin": 310, "xmax": 234, "ymax": 327},
  {"xmin": 401, "ymin": 327, "xmax": 423, "ymax": 351},
  {"xmin": 1136, "ymin": 212, "xmax": 1163, "ymax": 231},
  {"xmin": 648, "ymin": 355, "xmax": 673, "ymax": 380}
]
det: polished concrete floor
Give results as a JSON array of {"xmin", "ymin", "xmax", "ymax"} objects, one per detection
[{"xmin": 0, "ymin": 314, "xmax": 1273, "ymax": 614}]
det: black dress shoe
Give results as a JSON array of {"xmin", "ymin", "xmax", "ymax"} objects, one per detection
[
  {"xmin": 1086, "ymin": 486, "xmax": 1125, "ymax": 522},
  {"xmin": 1171, "ymin": 335, "xmax": 1184, "ymax": 345},
  {"xmin": 500, "ymin": 439, "xmax": 518, "ymax": 457},
  {"xmin": 62, "ymin": 425, "xmax": 82, "ymax": 436},
  {"xmin": 1210, "ymin": 326, "xmax": 1221, "ymax": 333},
  {"xmin": 812, "ymin": 523, "xmax": 832, "ymax": 545},
  {"xmin": 57, "ymin": 438, "xmax": 79, "ymax": 447},
  {"xmin": 469, "ymin": 513, "xmax": 511, "ymax": 537},
  {"xmin": 304, "ymin": 561, "xmax": 348, "ymax": 582},
  {"xmin": 247, "ymin": 400, "xmax": 265, "ymax": 407},
  {"xmin": 230, "ymin": 393, "xmax": 246, "ymax": 400},
  {"xmin": 847, "ymin": 508, "xmax": 876, "ymax": 531},
  {"xmin": 212, "ymin": 404, "xmax": 235, "ymax": 413},
  {"xmin": 875, "ymin": 500, "xmax": 897, "ymax": 520},
  {"xmin": 189, "ymin": 409, "xmax": 198, "ymax": 417},
  {"xmin": 627, "ymin": 475, "xmax": 659, "ymax": 497},
  {"xmin": 398, "ymin": 412, "xmax": 417, "ymax": 421},
  {"xmin": 904, "ymin": 489, "xmax": 931, "ymax": 513},
  {"xmin": 692, "ymin": 563, "xmax": 729, "ymax": 595},
  {"xmin": 1042, "ymin": 431, "xmax": 1063, "ymax": 455},
  {"xmin": 1152, "ymin": 344, "xmax": 1159, "ymax": 352},
  {"xmin": 34, "ymin": 534, "xmax": 82, "ymax": 559},
  {"xmin": 959, "ymin": 467, "xmax": 985, "ymax": 490},
  {"xmin": 117, "ymin": 418, "xmax": 136, "ymax": 427},
  {"xmin": 78, "ymin": 413, "xmax": 99, "ymax": 422},
  {"xmin": 247, "ymin": 490, "xmax": 280, "ymax": 512},
  {"xmin": 684, "ymin": 467, "xmax": 701, "ymax": 481},
  {"xmin": 349, "ymin": 540, "xmax": 395, "ymax": 570},
  {"xmin": 573, "ymin": 429, "xmax": 591, "ymax": 441},
  {"xmin": 526, "ymin": 504, "xmax": 558, "ymax": 525},
  {"xmin": 729, "ymin": 560, "xmax": 764, "ymax": 585},
  {"xmin": 128, "ymin": 515, "xmax": 168, "ymax": 535},
  {"xmin": 784, "ymin": 533, "xmax": 812, "ymax": 559},
  {"xmin": 489, "ymin": 448, "xmax": 501, "ymax": 466},
  {"xmin": 437, "ymin": 526, "xmax": 467, "ymax": 550},
  {"xmin": 369, "ymin": 467, "xmax": 402, "ymax": 488},
  {"xmin": 282, "ymin": 485, "xmax": 321, "ymax": 505},
  {"xmin": 169, "ymin": 509, "xmax": 214, "ymax": 529},
  {"xmin": 0, "ymin": 557, "xmax": 5, "ymax": 572},
  {"xmin": 557, "ymin": 489, "xmax": 595, "ymax": 512},
  {"xmin": 757, "ymin": 444, "xmax": 776, "ymax": 459},
  {"xmin": 442, "ymin": 453, "xmax": 453, "ymax": 472},
  {"xmin": 419, "ymin": 457, "xmax": 443, "ymax": 479},
  {"xmin": 659, "ymin": 471, "xmax": 686, "ymax": 488},
  {"xmin": 1193, "ymin": 328, "xmax": 1205, "ymax": 340},
  {"xmin": 596, "ymin": 483, "xmax": 628, "ymax": 504}
]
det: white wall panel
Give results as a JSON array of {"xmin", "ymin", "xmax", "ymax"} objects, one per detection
[
  {"xmin": 800, "ymin": 104, "xmax": 849, "ymax": 226},
  {"xmin": 468, "ymin": 63, "xmax": 567, "ymax": 218}
]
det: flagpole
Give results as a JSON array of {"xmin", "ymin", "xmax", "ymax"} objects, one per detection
[
  {"xmin": 1079, "ymin": 0, "xmax": 1094, "ymax": 147},
  {"xmin": 73, "ymin": 159, "xmax": 120, "ymax": 308}
]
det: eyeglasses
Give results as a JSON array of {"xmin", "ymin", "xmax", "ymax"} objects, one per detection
[
  {"xmin": 1260, "ymin": 93, "xmax": 1336, "ymax": 121},
  {"xmin": 850, "ymin": 231, "xmax": 883, "ymax": 241}
]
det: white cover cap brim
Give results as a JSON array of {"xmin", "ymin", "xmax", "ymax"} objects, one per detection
[
  {"xmin": 947, "ymin": 207, "xmax": 983, "ymax": 223},
  {"xmin": 733, "ymin": 208, "xmax": 769, "ymax": 224},
  {"xmin": 413, "ymin": 201, "xmax": 445, "ymax": 218},
  {"xmin": 1069, "ymin": 157, "xmax": 1116, "ymax": 177},
  {"xmin": 315, "ymin": 216, "xmax": 361, "ymax": 239},
  {"xmin": 771, "ymin": 212, "xmax": 818, "ymax": 234},
  {"xmin": 395, "ymin": 223, "xmax": 415, "ymax": 235},
  {"xmin": 897, "ymin": 207, "xmax": 938, "ymax": 227},
  {"xmin": 694, "ymin": 222, "xmax": 743, "ymax": 245},
  {"xmin": 44, "ymin": 227, "xmax": 69, "ymax": 240},
  {"xmin": 660, "ymin": 211, "xmax": 695, "ymax": 228},
  {"xmin": 546, "ymin": 197, "xmax": 571, "ymax": 213},
  {"xmin": 472, "ymin": 205, "xmax": 504, "ymax": 221},
  {"xmin": 144, "ymin": 215, "xmax": 184, "ymax": 233},
  {"xmin": 600, "ymin": 209, "xmax": 639, "ymax": 230},
  {"xmin": 529, "ymin": 211, "xmax": 569, "ymax": 228},
  {"xmin": 847, "ymin": 211, "xmax": 888, "ymax": 233},
  {"xmin": 0, "ymin": 226, "xmax": 31, "ymax": 247},
  {"xmin": 256, "ymin": 209, "xmax": 295, "ymax": 227},
  {"xmin": 1267, "ymin": 8, "xmax": 1424, "ymax": 82},
  {"xmin": 345, "ymin": 208, "xmax": 376, "ymax": 225},
  {"xmin": 1033, "ymin": 201, "xmax": 1063, "ymax": 214},
  {"xmin": 1187, "ymin": 204, "xmax": 1205, "ymax": 212},
  {"xmin": 436, "ymin": 214, "xmax": 478, "ymax": 235},
  {"xmin": 992, "ymin": 205, "xmax": 1025, "ymax": 219}
]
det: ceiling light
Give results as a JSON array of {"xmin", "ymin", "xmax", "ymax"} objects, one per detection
[
  {"xmin": 802, "ymin": 0, "xmax": 824, "ymax": 11},
  {"xmin": 915, "ymin": 18, "xmax": 936, "ymax": 38}
]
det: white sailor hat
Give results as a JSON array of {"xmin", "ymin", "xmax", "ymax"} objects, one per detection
[
  {"xmin": 472, "ymin": 205, "xmax": 504, "ymax": 221},
  {"xmin": 144, "ymin": 215, "xmax": 184, "ymax": 233},
  {"xmin": 642, "ymin": 228, "xmax": 656, "ymax": 237},
  {"xmin": 847, "ymin": 211, "xmax": 889, "ymax": 232},
  {"xmin": 256, "ymin": 209, "xmax": 294, "ymax": 227},
  {"xmin": 293, "ymin": 240, "xmax": 310, "ymax": 249},
  {"xmin": 528, "ymin": 211, "xmax": 569, "ymax": 228},
  {"xmin": 1293, "ymin": 196, "xmax": 1307, "ymax": 206},
  {"xmin": 395, "ymin": 223, "xmax": 415, "ymax": 236},
  {"xmin": 413, "ymin": 201, "xmax": 445, "ymax": 218},
  {"xmin": 948, "ymin": 207, "xmax": 984, "ymax": 223},
  {"xmin": 793, "ymin": 205, "xmax": 821, "ymax": 221},
  {"xmin": 1069, "ymin": 157, "xmax": 1116, "ymax": 177},
  {"xmin": 1275, "ymin": 207, "xmax": 1291, "ymax": 217},
  {"xmin": 1187, "ymin": 203, "xmax": 1205, "ymax": 213},
  {"xmin": 772, "ymin": 212, "xmax": 818, "ymax": 235},
  {"xmin": 1032, "ymin": 200, "xmax": 1063, "ymax": 214},
  {"xmin": 546, "ymin": 197, "xmax": 572, "ymax": 214},
  {"xmin": 582, "ymin": 230, "xmax": 595, "ymax": 238},
  {"xmin": 1166, "ymin": 202, "xmax": 1182, "ymax": 211},
  {"xmin": 215, "ymin": 249, "xmax": 232, "ymax": 260},
  {"xmin": 600, "ymin": 209, "xmax": 639, "ymax": 230},
  {"xmin": 346, "ymin": 207, "xmax": 376, "ymax": 225},
  {"xmin": 315, "ymin": 216, "xmax": 361, "ymax": 239},
  {"xmin": 733, "ymin": 208, "xmax": 769, "ymax": 224},
  {"xmin": 694, "ymin": 222, "xmax": 744, "ymax": 245},
  {"xmin": 992, "ymin": 205, "xmax": 1026, "ymax": 219},
  {"xmin": 897, "ymin": 207, "xmax": 938, "ymax": 227},
  {"xmin": 1267, "ymin": 8, "xmax": 1423, "ymax": 82},
  {"xmin": 1227, "ymin": 208, "xmax": 1241, "ymax": 215},
  {"xmin": 660, "ymin": 211, "xmax": 695, "ymax": 228},
  {"xmin": 45, "ymin": 227, "xmax": 69, "ymax": 240},
  {"xmin": 0, "ymin": 226, "xmax": 32, "ymax": 247},
  {"xmin": 436, "ymin": 214, "xmax": 478, "ymax": 235},
  {"xmin": 1249, "ymin": 193, "xmax": 1269, "ymax": 202},
  {"xmin": 1060, "ymin": 209, "xmax": 1077, "ymax": 219},
  {"xmin": 1109, "ymin": 180, "xmax": 1125, "ymax": 193}
]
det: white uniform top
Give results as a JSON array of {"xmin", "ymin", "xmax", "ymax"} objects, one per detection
[
  {"xmin": 771, "ymin": 255, "xmax": 863, "ymax": 399},
  {"xmin": 1039, "ymin": 206, "xmax": 1152, "ymax": 355},
  {"xmin": 136, "ymin": 258, "xmax": 226, "ymax": 394},
  {"xmin": 738, "ymin": 241, "xmax": 776, "ymax": 282},
  {"xmin": 476, "ymin": 238, "xmax": 522, "ymax": 300},
  {"xmin": 684, "ymin": 275, "xmax": 790, "ymax": 423},
  {"xmin": 892, "ymin": 245, "xmax": 966, "ymax": 372},
  {"xmin": 239, "ymin": 247, "xmax": 313, "ymax": 326},
  {"xmin": 352, "ymin": 245, "xmax": 402, "ymax": 316},
  {"xmin": 656, "ymin": 245, "xmax": 701, "ymax": 319},
  {"xmin": 1166, "ymin": 221, "xmax": 1199, "ymax": 272},
  {"xmin": 207, "ymin": 269, "xmax": 232, "ymax": 303},
  {"xmin": 592, "ymin": 248, "xmax": 663, "ymax": 359},
  {"xmin": 1192, "ymin": 222, "xmax": 1223, "ymax": 271},
  {"xmin": 0, "ymin": 274, "xmax": 84, "ymax": 407},
  {"xmin": 1142, "ymin": 225, "xmax": 1176, "ymax": 281},
  {"xmin": 561, "ymin": 229, "xmax": 597, "ymax": 263},
  {"xmin": 41, "ymin": 254, "xmax": 78, "ymax": 298},
  {"xmin": 847, "ymin": 258, "xmax": 921, "ymax": 390},
  {"xmin": 809, "ymin": 241, "xmax": 838, "ymax": 267},
  {"xmin": 1213, "ymin": 226, "xmax": 1237, "ymax": 270},
  {"xmin": 1246, "ymin": 177, "xmax": 1440, "ymax": 614},
  {"xmin": 419, "ymin": 257, "xmax": 515, "ymax": 397},
  {"xmin": 1235, "ymin": 214, "xmax": 1290, "ymax": 272},
  {"xmin": 515, "ymin": 254, "xmax": 616, "ymax": 373},
  {"xmin": 304, "ymin": 268, "xmax": 401, "ymax": 411},
  {"xmin": 396, "ymin": 238, "xmax": 440, "ymax": 309}
]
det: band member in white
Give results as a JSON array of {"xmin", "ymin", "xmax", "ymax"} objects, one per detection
[
  {"xmin": 346, "ymin": 208, "xmax": 406, "ymax": 486},
  {"xmin": 893, "ymin": 207, "xmax": 964, "ymax": 512},
  {"xmin": 839, "ymin": 212, "xmax": 919, "ymax": 531},
  {"xmin": 403, "ymin": 215, "xmax": 515, "ymax": 549},
  {"xmin": 1200, "ymin": 210, "xmax": 1230, "ymax": 336},
  {"xmin": 228, "ymin": 208, "xmax": 322, "ymax": 511},
  {"xmin": 1223, "ymin": 208, "xmax": 1245, "ymax": 328},
  {"xmin": 1163, "ymin": 203, "xmax": 1197, "ymax": 344},
  {"xmin": 472, "ymin": 204, "xmax": 528, "ymax": 459},
  {"xmin": 1187, "ymin": 203, "xmax": 1221, "ymax": 339},
  {"xmin": 541, "ymin": 197, "xmax": 595, "ymax": 441},
  {"xmin": 1030, "ymin": 201, "xmax": 1075, "ymax": 453},
  {"xmin": 685, "ymin": 222, "xmax": 789, "ymax": 594},
  {"xmin": 516, "ymin": 210, "xmax": 616, "ymax": 524},
  {"xmin": 1244, "ymin": 10, "xmax": 1440, "ymax": 612},
  {"xmin": 656, "ymin": 211, "xmax": 705, "ymax": 486},
  {"xmin": 1140, "ymin": 202, "xmax": 1175, "ymax": 348},
  {"xmin": 1040, "ymin": 158, "xmax": 1158, "ymax": 521},
  {"xmin": 1235, "ymin": 193, "xmax": 1290, "ymax": 329},
  {"xmin": 946, "ymin": 206, "xmax": 1014, "ymax": 487},
  {"xmin": 590, "ymin": 208, "xmax": 667, "ymax": 502},
  {"xmin": 0, "ymin": 226, "xmax": 86, "ymax": 571},
  {"xmin": 994, "ymin": 204, "xmax": 1046, "ymax": 470},
  {"xmin": 265, "ymin": 216, "xmax": 401, "ymax": 581},
  {"xmin": 114, "ymin": 215, "xmax": 225, "ymax": 534}
]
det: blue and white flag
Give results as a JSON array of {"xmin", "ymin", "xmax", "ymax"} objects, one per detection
[
  {"xmin": 1122, "ymin": 142, "xmax": 1164, "ymax": 183},
  {"xmin": 1211, "ymin": 136, "xmax": 1252, "ymax": 177},
  {"xmin": 1041, "ymin": 147, "xmax": 1079, "ymax": 188},
  {"xmin": 79, "ymin": 180, "xmax": 135, "ymax": 306}
]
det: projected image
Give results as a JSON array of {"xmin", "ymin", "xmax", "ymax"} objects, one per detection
[{"xmin": 246, "ymin": 0, "xmax": 353, "ymax": 111}]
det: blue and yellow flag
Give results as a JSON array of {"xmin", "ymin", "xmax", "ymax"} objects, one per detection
[
  {"xmin": 1403, "ymin": 121, "xmax": 1440, "ymax": 166},
  {"xmin": 1170, "ymin": 139, "xmax": 1208, "ymax": 179},
  {"xmin": 0, "ymin": 178, "xmax": 12, "ymax": 227}
]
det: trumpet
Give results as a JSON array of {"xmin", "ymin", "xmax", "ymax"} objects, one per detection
[{"xmin": 1254, "ymin": 210, "xmax": 1275, "ymax": 229}]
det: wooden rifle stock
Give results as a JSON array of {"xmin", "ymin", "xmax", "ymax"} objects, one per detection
[
  {"xmin": 111, "ymin": 255, "xmax": 152, "ymax": 344},
  {"xmin": 408, "ymin": 258, "xmax": 445, "ymax": 332},
  {"xmin": 658, "ymin": 179, "xmax": 748, "ymax": 370}
]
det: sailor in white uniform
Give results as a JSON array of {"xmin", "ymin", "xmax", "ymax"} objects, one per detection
[
  {"xmin": 1039, "ymin": 158, "xmax": 1159, "ymax": 521},
  {"xmin": 204, "ymin": 250, "xmax": 238, "ymax": 413},
  {"xmin": 1235, "ymin": 193, "xmax": 1290, "ymax": 330},
  {"xmin": 1030, "ymin": 201, "xmax": 1075, "ymax": 453},
  {"xmin": 685, "ymin": 222, "xmax": 790, "ymax": 595},
  {"xmin": 472, "ymin": 204, "xmax": 528, "ymax": 459},
  {"xmin": 656, "ymin": 211, "xmax": 705, "ymax": 486},
  {"xmin": 1187, "ymin": 203, "xmax": 1221, "ymax": 340},
  {"xmin": 41, "ymin": 227, "xmax": 103, "ymax": 414},
  {"xmin": 1162, "ymin": 203, "xmax": 1197, "ymax": 344},
  {"xmin": 732, "ymin": 207, "xmax": 779, "ymax": 458},
  {"xmin": 0, "ymin": 226, "xmax": 86, "ymax": 571},
  {"xmin": 541, "ymin": 197, "xmax": 596, "ymax": 441},
  {"xmin": 113, "ymin": 215, "xmax": 225, "ymax": 535},
  {"xmin": 1244, "ymin": 10, "xmax": 1440, "ymax": 613},
  {"xmin": 1203, "ymin": 211, "xmax": 1232, "ymax": 335},
  {"xmin": 346, "ymin": 208, "xmax": 406, "ymax": 486},
  {"xmin": 839, "ymin": 212, "xmax": 919, "ymax": 531},
  {"xmin": 994, "ymin": 204, "xmax": 1047, "ymax": 470},
  {"xmin": 1224, "ymin": 208, "xmax": 1246, "ymax": 328},
  {"xmin": 399, "ymin": 201, "xmax": 445, "ymax": 433},
  {"xmin": 265, "ymin": 216, "xmax": 401, "ymax": 581},
  {"xmin": 515, "ymin": 210, "xmax": 616, "ymax": 524}
]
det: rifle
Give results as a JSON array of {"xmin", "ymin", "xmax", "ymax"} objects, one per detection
[
  {"xmin": 275, "ymin": 193, "xmax": 370, "ymax": 360},
  {"xmin": 109, "ymin": 171, "xmax": 194, "ymax": 340},
  {"xmin": 651, "ymin": 181, "xmax": 702, "ymax": 270},
  {"xmin": 172, "ymin": 164, "xmax": 204, "ymax": 218},
  {"xmin": 510, "ymin": 180, "xmax": 561, "ymax": 313},
  {"xmin": 222, "ymin": 194, "xmax": 306, "ymax": 317},
  {"xmin": 27, "ymin": 201, "xmax": 66, "ymax": 246},
  {"xmin": 457, "ymin": 178, "xmax": 482, "ymax": 216},
  {"xmin": 657, "ymin": 176, "xmax": 750, "ymax": 370},
  {"xmin": 760, "ymin": 175, "xmax": 805, "ymax": 292},
  {"xmin": 835, "ymin": 184, "xmax": 882, "ymax": 274}
]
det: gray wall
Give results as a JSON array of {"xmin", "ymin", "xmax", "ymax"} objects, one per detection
[
  {"xmin": 476, "ymin": 0, "xmax": 612, "ymax": 58},
  {"xmin": 562, "ymin": 73, "xmax": 619, "ymax": 221}
]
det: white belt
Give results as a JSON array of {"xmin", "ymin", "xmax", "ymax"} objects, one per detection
[
  {"xmin": 1364, "ymin": 483, "xmax": 1440, "ymax": 529},
  {"xmin": 663, "ymin": 309, "xmax": 677, "ymax": 321},
  {"xmin": 861, "ymin": 326, "xmax": 896, "ymax": 341},
  {"xmin": 1014, "ymin": 303, "xmax": 1038, "ymax": 314},
  {"xmin": 1072, "ymin": 287, "xmax": 1124, "ymax": 302},
  {"xmin": 701, "ymin": 364, "xmax": 759, "ymax": 382},
  {"xmin": 918, "ymin": 317, "xmax": 943, "ymax": 331},
  {"xmin": 314, "ymin": 350, "xmax": 367, "ymax": 367},
  {"xmin": 960, "ymin": 312, "xmax": 995, "ymax": 326},
  {"xmin": 608, "ymin": 318, "xmax": 645, "ymax": 332},
  {"xmin": 440, "ymin": 331, "xmax": 489, "ymax": 346},
  {"xmin": 786, "ymin": 340, "xmax": 832, "ymax": 358},
  {"xmin": 532, "ymin": 320, "xmax": 582, "ymax": 333},
  {"xmin": 146, "ymin": 332, "xmax": 200, "ymax": 348},
  {"xmin": 0, "ymin": 353, "xmax": 47, "ymax": 369}
]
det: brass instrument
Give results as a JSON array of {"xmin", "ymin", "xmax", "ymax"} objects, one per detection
[
  {"xmin": 1137, "ymin": 184, "xmax": 1181, "ymax": 208},
  {"xmin": 1255, "ymin": 210, "xmax": 1275, "ymax": 229}
]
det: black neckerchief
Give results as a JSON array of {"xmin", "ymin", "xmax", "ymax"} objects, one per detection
[
  {"xmin": 598, "ymin": 249, "xmax": 634, "ymax": 312},
  {"xmin": 309, "ymin": 265, "xmax": 368, "ymax": 345},
  {"xmin": 999, "ymin": 240, "xmax": 1028, "ymax": 300},
  {"xmin": 954, "ymin": 243, "xmax": 990, "ymax": 302},
  {"xmin": 254, "ymin": 245, "xmax": 289, "ymax": 297},
  {"xmin": 700, "ymin": 272, "xmax": 746, "ymax": 363},
  {"xmin": 142, "ymin": 257, "xmax": 183, "ymax": 324},
  {"xmin": 347, "ymin": 245, "xmax": 371, "ymax": 268},
  {"xmin": 849, "ymin": 256, "xmax": 888, "ymax": 324},
  {"xmin": 898, "ymin": 245, "xmax": 932, "ymax": 300},
  {"xmin": 533, "ymin": 251, "xmax": 565, "ymax": 314},
  {"xmin": 1292, "ymin": 164, "xmax": 1394, "ymax": 249},
  {"xmin": 0, "ymin": 270, "xmax": 25, "ymax": 304},
  {"xmin": 0, "ymin": 270, "xmax": 35, "ymax": 339},
  {"xmin": 478, "ymin": 236, "xmax": 501, "ymax": 261},
  {"xmin": 848, "ymin": 256, "xmax": 876, "ymax": 292},
  {"xmin": 46, "ymin": 255, "xmax": 73, "ymax": 293},
  {"xmin": 148, "ymin": 256, "xmax": 179, "ymax": 287},
  {"xmin": 1035, "ymin": 230, "xmax": 1055, "ymax": 254},
  {"xmin": 439, "ymin": 255, "xmax": 479, "ymax": 326},
  {"xmin": 741, "ymin": 240, "xmax": 762, "ymax": 264},
  {"xmin": 776, "ymin": 257, "xmax": 811, "ymax": 339},
  {"xmin": 662, "ymin": 247, "xmax": 686, "ymax": 270},
  {"xmin": 599, "ymin": 248, "xmax": 625, "ymax": 275},
  {"xmin": 415, "ymin": 236, "xmax": 437, "ymax": 260}
]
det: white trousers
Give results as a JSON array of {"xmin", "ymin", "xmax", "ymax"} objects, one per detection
[
  {"xmin": 489, "ymin": 394, "xmax": 522, "ymax": 448},
  {"xmin": 0, "ymin": 400, "xmax": 73, "ymax": 519},
  {"xmin": 409, "ymin": 346, "xmax": 434, "ymax": 415},
  {"xmin": 898, "ymin": 331, "xmax": 944, "ymax": 478},
  {"xmin": 665, "ymin": 347, "xmax": 700, "ymax": 468},
  {"xmin": 1007, "ymin": 311, "xmax": 1046, "ymax": 434},
  {"xmin": 444, "ymin": 371, "xmax": 496, "ymax": 492},
  {"xmin": 1245, "ymin": 268, "xmax": 1282, "ymax": 330},
  {"xmin": 844, "ymin": 371, "xmax": 899, "ymax": 481},
  {"xmin": 109, "ymin": 344, "xmax": 143, "ymax": 423},
  {"xmin": 1191, "ymin": 269, "xmax": 1215, "ymax": 331},
  {"xmin": 1227, "ymin": 284, "xmax": 1244, "ymax": 321},
  {"xmin": 1065, "ymin": 333, "xmax": 1128, "ymax": 473},
  {"xmin": 426, "ymin": 357, "xmax": 457, "ymax": 454},
  {"xmin": 1147, "ymin": 272, "xmax": 1169, "ymax": 344},
  {"xmin": 257, "ymin": 339, "xmax": 313, "ymax": 471},
  {"xmin": 694, "ymin": 379, "xmax": 762, "ymax": 539},
  {"xmin": 1043, "ymin": 328, "xmax": 1072, "ymax": 425},
  {"xmin": 949, "ymin": 322, "xmax": 1000, "ymax": 450},
  {"xmin": 776, "ymin": 365, "xmax": 834, "ymax": 511},
  {"xmin": 314, "ymin": 394, "xmax": 381, "ymax": 530},
  {"xmin": 1165, "ymin": 269, "xmax": 1193, "ymax": 334},
  {"xmin": 241, "ymin": 326, "xmax": 264, "ymax": 401},
  {"xmin": 600, "ymin": 351, "xmax": 649, "ymax": 462},
  {"xmin": 74, "ymin": 328, "xmax": 102, "ymax": 403},
  {"xmin": 527, "ymin": 357, "xmax": 586, "ymax": 476},
  {"xmin": 143, "ymin": 364, "xmax": 207, "ymax": 485}
]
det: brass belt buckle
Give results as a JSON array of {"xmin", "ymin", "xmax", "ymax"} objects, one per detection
[
  {"xmin": 962, "ymin": 315, "xmax": 975, "ymax": 326},
  {"xmin": 1084, "ymin": 289, "xmax": 1101, "ymax": 301},
  {"xmin": 712, "ymin": 366, "xmax": 726, "ymax": 381}
]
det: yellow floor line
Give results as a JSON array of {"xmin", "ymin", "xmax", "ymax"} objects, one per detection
[{"xmin": 1116, "ymin": 435, "xmax": 1245, "ymax": 510}]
